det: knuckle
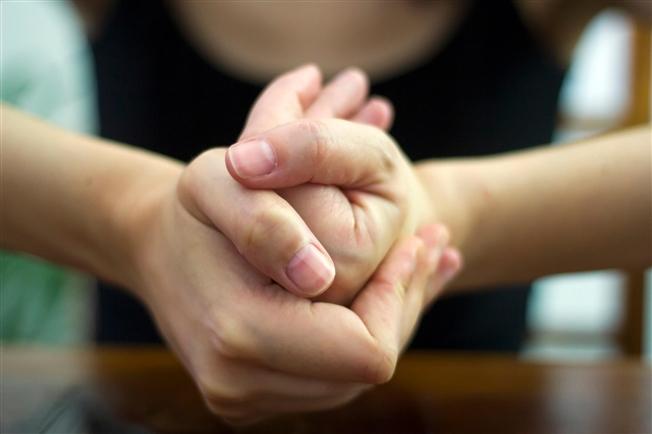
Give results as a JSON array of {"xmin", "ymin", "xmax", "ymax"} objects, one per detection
[
  {"xmin": 178, "ymin": 158, "xmax": 202, "ymax": 202},
  {"xmin": 185, "ymin": 149, "xmax": 224, "ymax": 183},
  {"xmin": 378, "ymin": 144, "xmax": 398, "ymax": 173},
  {"xmin": 371, "ymin": 140, "xmax": 399, "ymax": 180},
  {"xmin": 375, "ymin": 279, "xmax": 405, "ymax": 304},
  {"xmin": 179, "ymin": 148, "xmax": 225, "ymax": 203},
  {"xmin": 365, "ymin": 127, "xmax": 400, "ymax": 175},
  {"xmin": 351, "ymin": 217, "xmax": 382, "ymax": 255},
  {"xmin": 296, "ymin": 119, "xmax": 330, "ymax": 169},
  {"xmin": 296, "ymin": 117, "xmax": 325, "ymax": 140},
  {"xmin": 207, "ymin": 308, "xmax": 249, "ymax": 359},
  {"xmin": 238, "ymin": 201, "xmax": 294, "ymax": 258}
]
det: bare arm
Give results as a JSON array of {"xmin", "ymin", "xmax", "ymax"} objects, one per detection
[
  {"xmin": 0, "ymin": 103, "xmax": 181, "ymax": 288},
  {"xmin": 0, "ymin": 69, "xmax": 457, "ymax": 424},
  {"xmin": 416, "ymin": 125, "xmax": 652, "ymax": 289}
]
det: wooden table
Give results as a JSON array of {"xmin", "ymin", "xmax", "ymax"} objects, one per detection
[{"xmin": 2, "ymin": 347, "xmax": 650, "ymax": 434}]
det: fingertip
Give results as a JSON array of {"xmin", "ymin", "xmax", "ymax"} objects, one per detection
[
  {"xmin": 334, "ymin": 66, "xmax": 369, "ymax": 107},
  {"xmin": 439, "ymin": 247, "xmax": 463, "ymax": 282},
  {"xmin": 223, "ymin": 149, "xmax": 249, "ymax": 187},
  {"xmin": 290, "ymin": 63, "xmax": 323, "ymax": 108},
  {"xmin": 303, "ymin": 63, "xmax": 323, "ymax": 88},
  {"xmin": 293, "ymin": 63, "xmax": 322, "ymax": 81},
  {"xmin": 225, "ymin": 138, "xmax": 278, "ymax": 183},
  {"xmin": 240, "ymin": 64, "xmax": 323, "ymax": 139},
  {"xmin": 337, "ymin": 66, "xmax": 369, "ymax": 89},
  {"xmin": 369, "ymin": 96, "xmax": 394, "ymax": 130},
  {"xmin": 352, "ymin": 97, "xmax": 394, "ymax": 131}
]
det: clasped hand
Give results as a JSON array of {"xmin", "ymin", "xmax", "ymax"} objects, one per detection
[{"xmin": 130, "ymin": 65, "xmax": 461, "ymax": 425}]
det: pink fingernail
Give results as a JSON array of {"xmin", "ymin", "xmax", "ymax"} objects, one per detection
[
  {"xmin": 228, "ymin": 139, "xmax": 277, "ymax": 178},
  {"xmin": 286, "ymin": 244, "xmax": 335, "ymax": 296},
  {"xmin": 440, "ymin": 249, "xmax": 462, "ymax": 283}
]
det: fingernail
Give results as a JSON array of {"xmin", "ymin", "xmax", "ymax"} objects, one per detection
[
  {"xmin": 286, "ymin": 244, "xmax": 335, "ymax": 296},
  {"xmin": 440, "ymin": 249, "xmax": 462, "ymax": 283},
  {"xmin": 228, "ymin": 139, "xmax": 277, "ymax": 178}
]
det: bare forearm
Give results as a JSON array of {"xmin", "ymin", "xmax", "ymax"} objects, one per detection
[
  {"xmin": 0, "ymin": 104, "xmax": 182, "ymax": 288},
  {"xmin": 417, "ymin": 125, "xmax": 652, "ymax": 288}
]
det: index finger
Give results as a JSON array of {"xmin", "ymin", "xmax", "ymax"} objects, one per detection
[{"xmin": 239, "ymin": 64, "xmax": 322, "ymax": 141}]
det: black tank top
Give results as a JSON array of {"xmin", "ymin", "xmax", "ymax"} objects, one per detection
[{"xmin": 92, "ymin": 0, "xmax": 566, "ymax": 350}]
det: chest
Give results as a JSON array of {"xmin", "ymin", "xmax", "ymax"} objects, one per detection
[{"xmin": 168, "ymin": 0, "xmax": 466, "ymax": 82}]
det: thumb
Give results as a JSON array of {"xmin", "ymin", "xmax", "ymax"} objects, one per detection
[{"xmin": 226, "ymin": 118, "xmax": 399, "ymax": 190}]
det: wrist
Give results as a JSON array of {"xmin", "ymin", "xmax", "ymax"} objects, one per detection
[
  {"xmin": 414, "ymin": 160, "xmax": 480, "ymax": 259},
  {"xmin": 99, "ymin": 149, "xmax": 184, "ymax": 294}
]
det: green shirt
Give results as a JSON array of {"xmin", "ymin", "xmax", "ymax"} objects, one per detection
[{"xmin": 1, "ymin": 1, "xmax": 97, "ymax": 344}]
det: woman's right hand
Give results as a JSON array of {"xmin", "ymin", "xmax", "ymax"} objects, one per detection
[{"xmin": 125, "ymin": 158, "xmax": 455, "ymax": 425}]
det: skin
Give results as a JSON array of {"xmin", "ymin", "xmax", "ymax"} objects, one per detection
[
  {"xmin": 415, "ymin": 125, "xmax": 652, "ymax": 288},
  {"xmin": 5, "ymin": 68, "xmax": 648, "ymax": 424},
  {"xmin": 223, "ymin": 115, "xmax": 439, "ymax": 305},
  {"xmin": 179, "ymin": 66, "xmax": 460, "ymax": 304},
  {"xmin": 5, "ymin": 0, "xmax": 651, "ymax": 425},
  {"xmin": 1, "ymin": 67, "xmax": 461, "ymax": 425},
  {"xmin": 226, "ymin": 68, "xmax": 446, "ymax": 304},
  {"xmin": 74, "ymin": 0, "xmax": 651, "ymax": 82}
]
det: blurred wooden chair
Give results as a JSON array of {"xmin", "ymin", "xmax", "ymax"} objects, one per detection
[{"xmin": 618, "ymin": 21, "xmax": 650, "ymax": 358}]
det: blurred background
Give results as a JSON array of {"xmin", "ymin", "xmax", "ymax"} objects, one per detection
[
  {"xmin": 525, "ymin": 9, "xmax": 651, "ymax": 361},
  {"xmin": 1, "ymin": 2, "xmax": 650, "ymax": 360}
]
